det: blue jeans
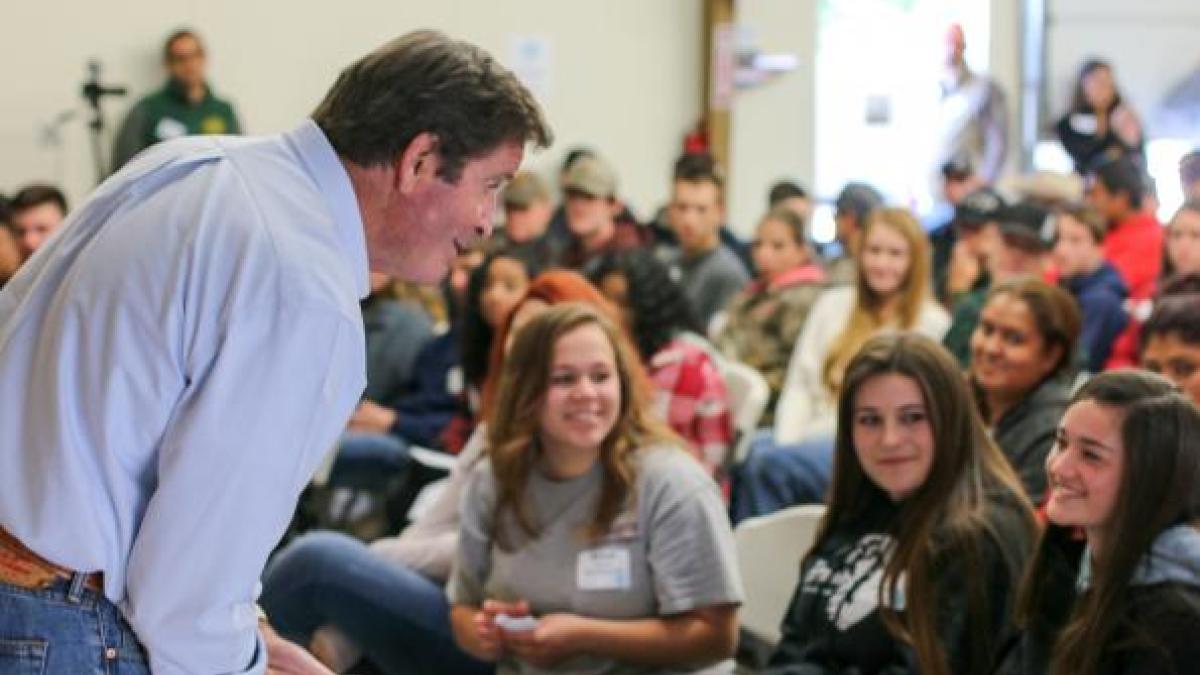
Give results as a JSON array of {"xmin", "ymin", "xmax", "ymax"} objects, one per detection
[
  {"xmin": 330, "ymin": 432, "xmax": 412, "ymax": 491},
  {"xmin": 0, "ymin": 573, "xmax": 149, "ymax": 674},
  {"xmin": 730, "ymin": 430, "xmax": 835, "ymax": 524},
  {"xmin": 261, "ymin": 531, "xmax": 491, "ymax": 675}
]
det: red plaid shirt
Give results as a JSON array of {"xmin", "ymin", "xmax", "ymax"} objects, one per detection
[{"xmin": 648, "ymin": 337, "xmax": 733, "ymax": 477}]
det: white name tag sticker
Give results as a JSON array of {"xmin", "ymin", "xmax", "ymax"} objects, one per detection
[
  {"xmin": 576, "ymin": 547, "xmax": 631, "ymax": 591},
  {"xmin": 155, "ymin": 117, "xmax": 187, "ymax": 141}
]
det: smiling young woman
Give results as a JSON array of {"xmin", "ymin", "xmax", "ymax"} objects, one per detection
[
  {"xmin": 448, "ymin": 303, "xmax": 743, "ymax": 674},
  {"xmin": 968, "ymin": 277, "xmax": 1081, "ymax": 502},
  {"xmin": 1001, "ymin": 370, "xmax": 1200, "ymax": 674},
  {"xmin": 774, "ymin": 207, "xmax": 949, "ymax": 446},
  {"xmin": 763, "ymin": 333, "xmax": 1036, "ymax": 675}
]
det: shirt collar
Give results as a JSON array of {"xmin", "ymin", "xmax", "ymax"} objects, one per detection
[
  {"xmin": 164, "ymin": 79, "xmax": 212, "ymax": 105},
  {"xmin": 285, "ymin": 119, "xmax": 370, "ymax": 299}
]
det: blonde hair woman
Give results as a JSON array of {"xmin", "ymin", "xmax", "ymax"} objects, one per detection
[{"xmin": 775, "ymin": 207, "xmax": 949, "ymax": 445}]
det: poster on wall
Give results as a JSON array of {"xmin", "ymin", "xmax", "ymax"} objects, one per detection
[{"xmin": 508, "ymin": 35, "xmax": 552, "ymax": 104}]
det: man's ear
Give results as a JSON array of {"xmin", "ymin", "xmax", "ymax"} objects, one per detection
[
  {"xmin": 608, "ymin": 198, "xmax": 624, "ymax": 218},
  {"xmin": 395, "ymin": 132, "xmax": 441, "ymax": 194}
]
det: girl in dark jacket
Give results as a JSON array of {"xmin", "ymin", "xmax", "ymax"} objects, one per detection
[
  {"xmin": 1000, "ymin": 370, "xmax": 1200, "ymax": 675},
  {"xmin": 969, "ymin": 277, "xmax": 1081, "ymax": 503},
  {"xmin": 1053, "ymin": 58, "xmax": 1144, "ymax": 175},
  {"xmin": 764, "ymin": 333, "xmax": 1037, "ymax": 675}
]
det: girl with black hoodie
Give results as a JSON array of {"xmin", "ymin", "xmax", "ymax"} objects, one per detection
[
  {"xmin": 998, "ymin": 370, "xmax": 1200, "ymax": 674},
  {"xmin": 763, "ymin": 333, "xmax": 1037, "ymax": 675}
]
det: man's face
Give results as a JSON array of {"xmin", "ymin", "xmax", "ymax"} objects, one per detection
[
  {"xmin": 504, "ymin": 199, "xmax": 553, "ymax": 244},
  {"xmin": 166, "ymin": 35, "xmax": 207, "ymax": 90},
  {"xmin": 993, "ymin": 238, "xmax": 1047, "ymax": 280},
  {"xmin": 1052, "ymin": 215, "xmax": 1101, "ymax": 278},
  {"xmin": 1187, "ymin": 177, "xmax": 1200, "ymax": 202},
  {"xmin": 12, "ymin": 202, "xmax": 66, "ymax": 257},
  {"xmin": 669, "ymin": 179, "xmax": 723, "ymax": 255},
  {"xmin": 1141, "ymin": 333, "xmax": 1200, "ymax": 406},
  {"xmin": 957, "ymin": 220, "xmax": 998, "ymax": 259},
  {"xmin": 942, "ymin": 175, "xmax": 982, "ymax": 205},
  {"xmin": 565, "ymin": 191, "xmax": 617, "ymax": 243},
  {"xmin": 1086, "ymin": 180, "xmax": 1128, "ymax": 224},
  {"xmin": 945, "ymin": 24, "xmax": 966, "ymax": 67},
  {"xmin": 370, "ymin": 140, "xmax": 523, "ymax": 284}
]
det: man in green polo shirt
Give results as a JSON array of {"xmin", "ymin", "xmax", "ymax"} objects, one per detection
[{"xmin": 110, "ymin": 28, "xmax": 242, "ymax": 173}]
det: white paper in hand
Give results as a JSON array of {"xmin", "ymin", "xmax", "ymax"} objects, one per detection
[{"xmin": 494, "ymin": 613, "xmax": 539, "ymax": 632}]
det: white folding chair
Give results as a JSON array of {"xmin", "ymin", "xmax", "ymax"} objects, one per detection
[
  {"xmin": 734, "ymin": 503, "xmax": 826, "ymax": 646},
  {"xmin": 718, "ymin": 360, "xmax": 770, "ymax": 465},
  {"xmin": 309, "ymin": 442, "xmax": 340, "ymax": 487}
]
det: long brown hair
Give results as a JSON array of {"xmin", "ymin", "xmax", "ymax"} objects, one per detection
[
  {"xmin": 486, "ymin": 303, "xmax": 678, "ymax": 549},
  {"xmin": 815, "ymin": 332, "xmax": 1036, "ymax": 675},
  {"xmin": 822, "ymin": 208, "xmax": 932, "ymax": 393},
  {"xmin": 1016, "ymin": 370, "xmax": 1200, "ymax": 674}
]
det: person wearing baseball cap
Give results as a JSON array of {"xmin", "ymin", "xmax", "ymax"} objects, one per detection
[
  {"xmin": 940, "ymin": 186, "xmax": 1006, "ymax": 306},
  {"xmin": 942, "ymin": 198, "xmax": 1055, "ymax": 366},
  {"xmin": 498, "ymin": 170, "xmax": 562, "ymax": 265},
  {"xmin": 826, "ymin": 182, "xmax": 885, "ymax": 285},
  {"xmin": 558, "ymin": 155, "xmax": 649, "ymax": 274}
]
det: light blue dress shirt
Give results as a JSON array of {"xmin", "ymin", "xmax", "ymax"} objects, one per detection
[{"xmin": 0, "ymin": 120, "xmax": 369, "ymax": 674}]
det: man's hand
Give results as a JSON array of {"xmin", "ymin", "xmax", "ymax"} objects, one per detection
[
  {"xmin": 262, "ymin": 623, "xmax": 334, "ymax": 675},
  {"xmin": 502, "ymin": 613, "xmax": 587, "ymax": 669},
  {"xmin": 347, "ymin": 401, "xmax": 398, "ymax": 434}
]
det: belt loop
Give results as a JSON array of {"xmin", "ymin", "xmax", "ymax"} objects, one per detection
[{"xmin": 67, "ymin": 571, "xmax": 87, "ymax": 604}]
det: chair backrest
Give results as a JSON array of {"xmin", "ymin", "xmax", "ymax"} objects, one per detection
[
  {"xmin": 310, "ymin": 442, "xmax": 340, "ymax": 487},
  {"xmin": 734, "ymin": 503, "xmax": 827, "ymax": 646},
  {"xmin": 718, "ymin": 359, "xmax": 770, "ymax": 465}
]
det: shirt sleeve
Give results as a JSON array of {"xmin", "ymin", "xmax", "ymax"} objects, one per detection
[
  {"xmin": 980, "ymin": 81, "xmax": 1009, "ymax": 182},
  {"xmin": 775, "ymin": 291, "xmax": 839, "ymax": 445},
  {"xmin": 644, "ymin": 453, "xmax": 743, "ymax": 614},
  {"xmin": 110, "ymin": 102, "xmax": 150, "ymax": 174},
  {"xmin": 227, "ymin": 103, "xmax": 244, "ymax": 135},
  {"xmin": 371, "ymin": 433, "xmax": 487, "ymax": 582},
  {"xmin": 123, "ymin": 304, "xmax": 363, "ymax": 675},
  {"xmin": 446, "ymin": 461, "xmax": 497, "ymax": 607}
]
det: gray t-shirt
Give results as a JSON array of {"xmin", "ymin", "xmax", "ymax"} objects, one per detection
[
  {"xmin": 448, "ymin": 445, "xmax": 743, "ymax": 675},
  {"xmin": 676, "ymin": 245, "xmax": 750, "ymax": 330}
]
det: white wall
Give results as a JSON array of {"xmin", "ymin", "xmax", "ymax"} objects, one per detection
[
  {"xmin": 726, "ymin": 0, "xmax": 1021, "ymax": 236},
  {"xmin": 1046, "ymin": 0, "xmax": 1200, "ymax": 136},
  {"xmin": 1, "ymin": 1, "xmax": 702, "ymax": 219},
  {"xmin": 727, "ymin": 0, "xmax": 817, "ymax": 238}
]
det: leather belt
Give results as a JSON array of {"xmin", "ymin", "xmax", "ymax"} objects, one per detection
[{"xmin": 0, "ymin": 526, "xmax": 103, "ymax": 594}]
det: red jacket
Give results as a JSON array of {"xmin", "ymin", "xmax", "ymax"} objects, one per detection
[
  {"xmin": 1102, "ymin": 211, "xmax": 1162, "ymax": 302},
  {"xmin": 1102, "ymin": 211, "xmax": 1162, "ymax": 368}
]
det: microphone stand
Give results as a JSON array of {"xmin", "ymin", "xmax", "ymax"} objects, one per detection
[{"xmin": 80, "ymin": 59, "xmax": 127, "ymax": 184}]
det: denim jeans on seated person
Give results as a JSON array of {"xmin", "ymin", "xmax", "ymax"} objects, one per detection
[
  {"xmin": 730, "ymin": 429, "xmax": 835, "ymax": 524},
  {"xmin": 0, "ymin": 573, "xmax": 150, "ymax": 674},
  {"xmin": 329, "ymin": 432, "xmax": 413, "ymax": 492},
  {"xmin": 260, "ymin": 531, "xmax": 491, "ymax": 675}
]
